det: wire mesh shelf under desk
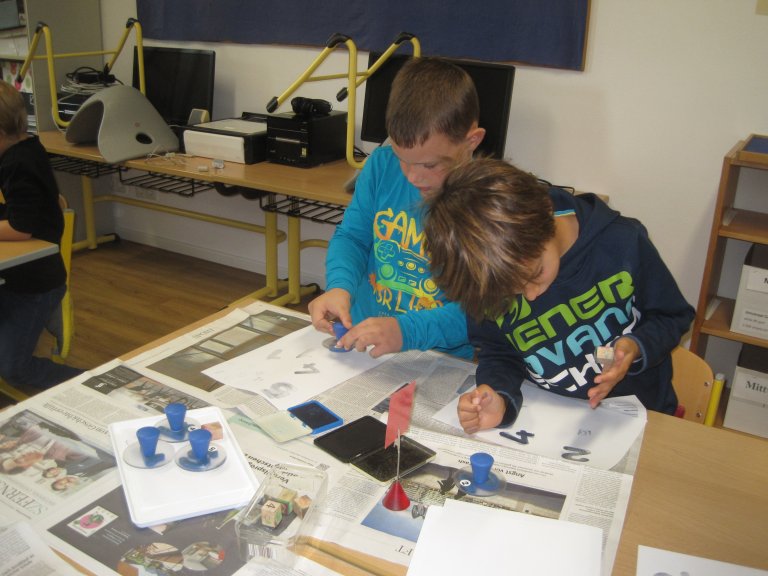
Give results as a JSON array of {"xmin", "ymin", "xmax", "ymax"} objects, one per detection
[
  {"xmin": 259, "ymin": 195, "xmax": 346, "ymax": 225},
  {"xmin": 119, "ymin": 170, "xmax": 216, "ymax": 197},
  {"xmin": 48, "ymin": 154, "xmax": 121, "ymax": 178}
]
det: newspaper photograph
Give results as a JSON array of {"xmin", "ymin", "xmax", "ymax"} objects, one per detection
[
  {"xmin": 79, "ymin": 363, "xmax": 210, "ymax": 414},
  {"xmin": 0, "ymin": 408, "xmax": 116, "ymax": 523},
  {"xmin": 46, "ymin": 483, "xmax": 249, "ymax": 576},
  {"xmin": 135, "ymin": 305, "xmax": 311, "ymax": 393}
]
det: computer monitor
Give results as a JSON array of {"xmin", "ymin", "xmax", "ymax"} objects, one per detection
[
  {"xmin": 360, "ymin": 53, "xmax": 515, "ymax": 159},
  {"xmin": 132, "ymin": 46, "xmax": 216, "ymax": 126}
]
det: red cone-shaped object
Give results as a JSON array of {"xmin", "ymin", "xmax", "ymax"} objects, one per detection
[{"xmin": 382, "ymin": 480, "xmax": 410, "ymax": 511}]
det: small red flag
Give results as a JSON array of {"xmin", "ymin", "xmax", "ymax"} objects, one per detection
[{"xmin": 385, "ymin": 381, "xmax": 415, "ymax": 448}]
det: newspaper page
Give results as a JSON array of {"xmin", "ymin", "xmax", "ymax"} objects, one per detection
[
  {"xmin": 2, "ymin": 300, "xmax": 638, "ymax": 576},
  {"xmin": 0, "ymin": 402, "xmax": 117, "ymax": 525},
  {"xmin": 302, "ymin": 425, "xmax": 632, "ymax": 576},
  {"xmin": 29, "ymin": 409, "xmax": 349, "ymax": 576},
  {"xmin": 126, "ymin": 302, "xmax": 313, "ymax": 415},
  {"xmin": 40, "ymin": 473, "xmax": 253, "ymax": 576},
  {"xmin": 0, "ymin": 521, "xmax": 82, "ymax": 575},
  {"xmin": 0, "ymin": 359, "xmax": 217, "ymax": 524}
]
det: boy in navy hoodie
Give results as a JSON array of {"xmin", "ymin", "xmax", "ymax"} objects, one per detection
[{"xmin": 423, "ymin": 158, "xmax": 695, "ymax": 433}]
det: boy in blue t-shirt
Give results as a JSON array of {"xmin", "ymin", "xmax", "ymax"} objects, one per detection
[
  {"xmin": 423, "ymin": 158, "xmax": 695, "ymax": 432},
  {"xmin": 309, "ymin": 58, "xmax": 486, "ymax": 359}
]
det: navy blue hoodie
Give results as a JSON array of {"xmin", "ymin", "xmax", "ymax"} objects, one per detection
[{"xmin": 468, "ymin": 188, "xmax": 695, "ymax": 427}]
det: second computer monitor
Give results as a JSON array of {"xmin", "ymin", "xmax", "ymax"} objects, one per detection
[
  {"xmin": 133, "ymin": 45, "xmax": 216, "ymax": 127},
  {"xmin": 360, "ymin": 53, "xmax": 515, "ymax": 159}
]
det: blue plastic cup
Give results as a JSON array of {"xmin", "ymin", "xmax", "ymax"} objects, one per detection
[
  {"xmin": 333, "ymin": 322, "xmax": 349, "ymax": 341},
  {"xmin": 137, "ymin": 426, "xmax": 160, "ymax": 458},
  {"xmin": 189, "ymin": 428, "xmax": 212, "ymax": 463},
  {"xmin": 165, "ymin": 403, "xmax": 187, "ymax": 432},
  {"xmin": 470, "ymin": 452, "xmax": 494, "ymax": 485}
]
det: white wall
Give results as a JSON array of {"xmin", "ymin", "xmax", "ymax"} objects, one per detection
[{"xmin": 94, "ymin": 0, "xmax": 768, "ymax": 310}]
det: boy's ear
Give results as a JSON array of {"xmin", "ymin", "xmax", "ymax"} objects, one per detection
[{"xmin": 467, "ymin": 126, "xmax": 486, "ymax": 153}]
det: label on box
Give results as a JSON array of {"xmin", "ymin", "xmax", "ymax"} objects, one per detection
[
  {"xmin": 731, "ymin": 365, "xmax": 768, "ymax": 405},
  {"xmin": 745, "ymin": 266, "xmax": 768, "ymax": 293},
  {"xmin": 734, "ymin": 306, "xmax": 768, "ymax": 336},
  {"xmin": 731, "ymin": 263, "xmax": 768, "ymax": 338}
]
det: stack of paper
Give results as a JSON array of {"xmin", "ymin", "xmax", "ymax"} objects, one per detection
[{"xmin": 407, "ymin": 499, "xmax": 602, "ymax": 576}]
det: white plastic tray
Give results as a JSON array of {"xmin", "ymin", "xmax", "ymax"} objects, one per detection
[{"xmin": 109, "ymin": 406, "xmax": 258, "ymax": 527}]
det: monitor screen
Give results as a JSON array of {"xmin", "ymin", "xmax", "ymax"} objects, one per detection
[
  {"xmin": 360, "ymin": 53, "xmax": 515, "ymax": 159},
  {"xmin": 132, "ymin": 46, "xmax": 216, "ymax": 126}
]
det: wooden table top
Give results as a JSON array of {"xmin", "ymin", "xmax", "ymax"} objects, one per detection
[
  {"xmin": 0, "ymin": 238, "xmax": 58, "ymax": 271},
  {"xmin": 39, "ymin": 130, "xmax": 357, "ymax": 206},
  {"xmin": 613, "ymin": 410, "xmax": 768, "ymax": 574}
]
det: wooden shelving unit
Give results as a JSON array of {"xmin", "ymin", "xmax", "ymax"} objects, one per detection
[{"xmin": 691, "ymin": 135, "xmax": 768, "ymax": 389}]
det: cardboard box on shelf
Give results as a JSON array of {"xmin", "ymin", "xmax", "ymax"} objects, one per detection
[
  {"xmin": 730, "ymin": 243, "xmax": 768, "ymax": 340},
  {"xmin": 723, "ymin": 344, "xmax": 768, "ymax": 439}
]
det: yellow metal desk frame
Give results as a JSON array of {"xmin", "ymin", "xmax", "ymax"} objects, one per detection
[{"xmin": 39, "ymin": 130, "xmax": 356, "ymax": 306}]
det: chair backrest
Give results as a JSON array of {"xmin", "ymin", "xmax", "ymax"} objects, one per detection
[
  {"xmin": 58, "ymin": 194, "xmax": 74, "ymax": 279},
  {"xmin": 671, "ymin": 346, "xmax": 716, "ymax": 425}
]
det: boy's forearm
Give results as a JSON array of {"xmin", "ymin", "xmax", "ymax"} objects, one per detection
[
  {"xmin": 325, "ymin": 230, "xmax": 369, "ymax": 295},
  {"xmin": 397, "ymin": 302, "xmax": 469, "ymax": 352},
  {"xmin": 0, "ymin": 220, "xmax": 32, "ymax": 240}
]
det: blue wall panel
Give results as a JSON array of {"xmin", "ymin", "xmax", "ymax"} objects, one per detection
[{"xmin": 136, "ymin": 0, "xmax": 589, "ymax": 71}]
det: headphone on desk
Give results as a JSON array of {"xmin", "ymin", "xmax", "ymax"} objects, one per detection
[{"xmin": 291, "ymin": 97, "xmax": 332, "ymax": 117}]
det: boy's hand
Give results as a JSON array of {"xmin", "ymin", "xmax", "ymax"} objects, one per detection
[
  {"xmin": 308, "ymin": 288, "xmax": 352, "ymax": 335},
  {"xmin": 589, "ymin": 337, "xmax": 640, "ymax": 408},
  {"xmin": 457, "ymin": 384, "xmax": 505, "ymax": 434},
  {"xmin": 339, "ymin": 317, "xmax": 402, "ymax": 358}
]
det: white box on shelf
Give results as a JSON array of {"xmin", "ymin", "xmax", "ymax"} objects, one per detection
[
  {"xmin": 723, "ymin": 344, "xmax": 768, "ymax": 439},
  {"xmin": 730, "ymin": 243, "xmax": 768, "ymax": 339}
]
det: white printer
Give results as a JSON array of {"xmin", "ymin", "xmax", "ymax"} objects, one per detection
[{"xmin": 182, "ymin": 117, "xmax": 267, "ymax": 164}]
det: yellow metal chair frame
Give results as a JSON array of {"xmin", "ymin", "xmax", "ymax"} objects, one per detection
[
  {"xmin": 266, "ymin": 32, "xmax": 421, "ymax": 170},
  {"xmin": 260, "ymin": 32, "xmax": 420, "ymax": 305},
  {"xmin": 671, "ymin": 346, "xmax": 722, "ymax": 426},
  {"xmin": 16, "ymin": 18, "xmax": 144, "ymax": 129},
  {"xmin": 0, "ymin": 380, "xmax": 28, "ymax": 403},
  {"xmin": 51, "ymin": 195, "xmax": 75, "ymax": 361}
]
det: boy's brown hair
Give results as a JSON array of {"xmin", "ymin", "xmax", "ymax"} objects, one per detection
[
  {"xmin": 0, "ymin": 80, "xmax": 28, "ymax": 137},
  {"xmin": 385, "ymin": 57, "xmax": 479, "ymax": 148},
  {"xmin": 424, "ymin": 158, "xmax": 555, "ymax": 320}
]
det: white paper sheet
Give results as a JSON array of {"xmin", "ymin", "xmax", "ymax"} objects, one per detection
[
  {"xmin": 407, "ymin": 499, "xmax": 602, "ymax": 576},
  {"xmin": 202, "ymin": 325, "xmax": 388, "ymax": 409},
  {"xmin": 636, "ymin": 546, "xmax": 768, "ymax": 576},
  {"xmin": 432, "ymin": 383, "xmax": 646, "ymax": 470}
]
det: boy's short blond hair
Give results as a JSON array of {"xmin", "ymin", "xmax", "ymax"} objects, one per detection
[
  {"xmin": 385, "ymin": 57, "xmax": 479, "ymax": 148},
  {"xmin": 424, "ymin": 158, "xmax": 555, "ymax": 320},
  {"xmin": 0, "ymin": 80, "xmax": 27, "ymax": 136}
]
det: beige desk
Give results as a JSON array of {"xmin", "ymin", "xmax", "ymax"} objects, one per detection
[
  {"xmin": 39, "ymin": 130, "xmax": 357, "ymax": 306},
  {"xmin": 614, "ymin": 411, "xmax": 768, "ymax": 574},
  {"xmin": 0, "ymin": 238, "xmax": 58, "ymax": 271},
  {"xmin": 120, "ymin": 301, "xmax": 768, "ymax": 576},
  {"xmin": 302, "ymin": 411, "xmax": 768, "ymax": 576},
  {"xmin": 0, "ymin": 238, "xmax": 58, "ymax": 286},
  {"xmin": 3, "ymin": 297, "xmax": 763, "ymax": 575}
]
